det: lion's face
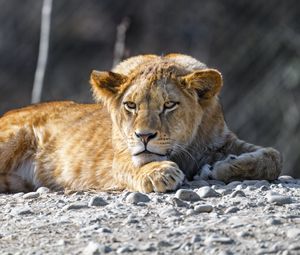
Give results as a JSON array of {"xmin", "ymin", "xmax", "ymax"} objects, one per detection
[
  {"xmin": 115, "ymin": 76, "xmax": 204, "ymax": 166},
  {"xmin": 90, "ymin": 63, "xmax": 222, "ymax": 167}
]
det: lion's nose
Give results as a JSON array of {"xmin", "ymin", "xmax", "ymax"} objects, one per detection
[{"xmin": 134, "ymin": 131, "xmax": 157, "ymax": 144}]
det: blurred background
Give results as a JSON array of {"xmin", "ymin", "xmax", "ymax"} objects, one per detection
[{"xmin": 0, "ymin": 0, "xmax": 299, "ymax": 177}]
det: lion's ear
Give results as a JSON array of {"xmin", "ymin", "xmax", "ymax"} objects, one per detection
[
  {"xmin": 90, "ymin": 70, "xmax": 127, "ymax": 101},
  {"xmin": 181, "ymin": 69, "xmax": 223, "ymax": 100}
]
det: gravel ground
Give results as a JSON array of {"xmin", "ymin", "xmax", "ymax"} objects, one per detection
[{"xmin": 0, "ymin": 175, "xmax": 300, "ymax": 255}]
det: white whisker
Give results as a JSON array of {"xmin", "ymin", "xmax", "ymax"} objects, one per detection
[{"xmin": 173, "ymin": 143, "xmax": 199, "ymax": 169}]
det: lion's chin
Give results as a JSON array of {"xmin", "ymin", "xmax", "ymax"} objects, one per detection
[{"xmin": 132, "ymin": 153, "xmax": 167, "ymax": 167}]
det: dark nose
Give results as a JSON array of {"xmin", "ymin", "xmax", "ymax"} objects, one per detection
[{"xmin": 135, "ymin": 132, "xmax": 157, "ymax": 144}]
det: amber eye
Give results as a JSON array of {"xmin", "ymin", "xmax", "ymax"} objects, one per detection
[
  {"xmin": 124, "ymin": 101, "xmax": 136, "ymax": 111},
  {"xmin": 164, "ymin": 101, "xmax": 178, "ymax": 111}
]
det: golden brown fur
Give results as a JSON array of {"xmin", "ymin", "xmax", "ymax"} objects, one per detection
[{"xmin": 0, "ymin": 54, "xmax": 282, "ymax": 193}]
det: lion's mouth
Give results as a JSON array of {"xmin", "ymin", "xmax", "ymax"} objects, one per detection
[{"xmin": 133, "ymin": 150, "xmax": 166, "ymax": 157}]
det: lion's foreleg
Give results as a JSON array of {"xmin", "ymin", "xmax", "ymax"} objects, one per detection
[
  {"xmin": 211, "ymin": 138, "xmax": 282, "ymax": 183},
  {"xmin": 113, "ymin": 160, "xmax": 185, "ymax": 193}
]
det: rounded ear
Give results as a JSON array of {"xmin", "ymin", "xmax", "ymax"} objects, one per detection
[
  {"xmin": 90, "ymin": 70, "xmax": 127, "ymax": 102},
  {"xmin": 181, "ymin": 69, "xmax": 223, "ymax": 100}
]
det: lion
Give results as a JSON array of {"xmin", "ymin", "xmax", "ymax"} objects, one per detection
[{"xmin": 0, "ymin": 54, "xmax": 282, "ymax": 193}]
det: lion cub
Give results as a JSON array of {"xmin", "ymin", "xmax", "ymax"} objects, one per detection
[{"xmin": 0, "ymin": 54, "xmax": 282, "ymax": 193}]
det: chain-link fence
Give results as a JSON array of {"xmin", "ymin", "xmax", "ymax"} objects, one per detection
[{"xmin": 0, "ymin": 0, "xmax": 299, "ymax": 176}]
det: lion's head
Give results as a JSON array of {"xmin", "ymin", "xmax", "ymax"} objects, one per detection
[{"xmin": 90, "ymin": 54, "xmax": 223, "ymax": 167}]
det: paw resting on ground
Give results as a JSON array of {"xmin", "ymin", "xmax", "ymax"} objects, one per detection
[
  {"xmin": 211, "ymin": 148, "xmax": 282, "ymax": 182},
  {"xmin": 138, "ymin": 161, "xmax": 185, "ymax": 193},
  {"xmin": 198, "ymin": 155, "xmax": 238, "ymax": 182},
  {"xmin": 211, "ymin": 154, "xmax": 241, "ymax": 182}
]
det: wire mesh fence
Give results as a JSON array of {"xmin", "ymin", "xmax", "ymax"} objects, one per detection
[{"xmin": 0, "ymin": 0, "xmax": 299, "ymax": 176}]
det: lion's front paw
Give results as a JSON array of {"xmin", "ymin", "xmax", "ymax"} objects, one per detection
[
  {"xmin": 211, "ymin": 148, "xmax": 282, "ymax": 182},
  {"xmin": 210, "ymin": 155, "xmax": 240, "ymax": 183},
  {"xmin": 138, "ymin": 161, "xmax": 185, "ymax": 193}
]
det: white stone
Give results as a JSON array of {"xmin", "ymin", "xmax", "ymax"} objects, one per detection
[
  {"xmin": 125, "ymin": 192, "xmax": 150, "ymax": 204},
  {"xmin": 88, "ymin": 196, "xmax": 108, "ymax": 207},
  {"xmin": 63, "ymin": 202, "xmax": 88, "ymax": 210},
  {"xmin": 175, "ymin": 189, "xmax": 201, "ymax": 202},
  {"xmin": 267, "ymin": 194, "xmax": 292, "ymax": 205},
  {"xmin": 286, "ymin": 228, "xmax": 300, "ymax": 238},
  {"xmin": 279, "ymin": 175, "xmax": 296, "ymax": 183},
  {"xmin": 230, "ymin": 190, "xmax": 246, "ymax": 198},
  {"xmin": 197, "ymin": 186, "xmax": 221, "ymax": 198},
  {"xmin": 23, "ymin": 192, "xmax": 40, "ymax": 199},
  {"xmin": 83, "ymin": 241, "xmax": 111, "ymax": 255},
  {"xmin": 36, "ymin": 187, "xmax": 50, "ymax": 194},
  {"xmin": 194, "ymin": 204, "xmax": 213, "ymax": 213},
  {"xmin": 204, "ymin": 235, "xmax": 234, "ymax": 245},
  {"xmin": 224, "ymin": 206, "xmax": 239, "ymax": 214}
]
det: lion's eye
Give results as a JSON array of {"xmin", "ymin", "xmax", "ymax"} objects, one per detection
[
  {"xmin": 164, "ymin": 101, "xmax": 178, "ymax": 111},
  {"xmin": 124, "ymin": 101, "xmax": 136, "ymax": 111}
]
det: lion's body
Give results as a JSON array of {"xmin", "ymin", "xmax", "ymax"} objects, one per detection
[{"xmin": 0, "ymin": 54, "xmax": 282, "ymax": 193}]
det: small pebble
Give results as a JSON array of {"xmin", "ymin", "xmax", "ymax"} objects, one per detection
[
  {"xmin": 259, "ymin": 185, "xmax": 269, "ymax": 191},
  {"xmin": 288, "ymin": 243, "xmax": 300, "ymax": 251},
  {"xmin": 83, "ymin": 241, "xmax": 111, "ymax": 255},
  {"xmin": 194, "ymin": 204, "xmax": 213, "ymax": 213},
  {"xmin": 97, "ymin": 227, "xmax": 112, "ymax": 233},
  {"xmin": 175, "ymin": 189, "xmax": 201, "ymax": 202},
  {"xmin": 138, "ymin": 243, "xmax": 156, "ymax": 252},
  {"xmin": 88, "ymin": 196, "xmax": 108, "ymax": 207},
  {"xmin": 205, "ymin": 235, "xmax": 234, "ymax": 245},
  {"xmin": 179, "ymin": 241, "xmax": 192, "ymax": 251},
  {"xmin": 243, "ymin": 180, "xmax": 259, "ymax": 185},
  {"xmin": 286, "ymin": 228, "xmax": 300, "ymax": 238},
  {"xmin": 12, "ymin": 192, "xmax": 24, "ymax": 198},
  {"xmin": 125, "ymin": 192, "xmax": 150, "ymax": 204},
  {"xmin": 230, "ymin": 190, "xmax": 246, "ymax": 198},
  {"xmin": 235, "ymin": 184, "xmax": 247, "ymax": 190},
  {"xmin": 186, "ymin": 209, "xmax": 196, "ymax": 216},
  {"xmin": 220, "ymin": 189, "xmax": 233, "ymax": 196},
  {"xmin": 197, "ymin": 186, "xmax": 221, "ymax": 198},
  {"xmin": 63, "ymin": 202, "xmax": 88, "ymax": 210},
  {"xmin": 56, "ymin": 239, "xmax": 66, "ymax": 246},
  {"xmin": 267, "ymin": 194, "xmax": 292, "ymax": 205},
  {"xmin": 218, "ymin": 251, "xmax": 233, "ymax": 255},
  {"xmin": 246, "ymin": 186, "xmax": 256, "ymax": 191},
  {"xmin": 167, "ymin": 197, "xmax": 189, "ymax": 208},
  {"xmin": 237, "ymin": 231, "xmax": 253, "ymax": 238},
  {"xmin": 226, "ymin": 181, "xmax": 242, "ymax": 189},
  {"xmin": 224, "ymin": 206, "xmax": 240, "ymax": 214},
  {"xmin": 278, "ymin": 175, "xmax": 297, "ymax": 184},
  {"xmin": 117, "ymin": 244, "xmax": 136, "ymax": 253},
  {"xmin": 23, "ymin": 192, "xmax": 40, "ymax": 199},
  {"xmin": 80, "ymin": 224, "xmax": 100, "ymax": 232},
  {"xmin": 152, "ymin": 197, "xmax": 163, "ymax": 203},
  {"xmin": 126, "ymin": 215, "xmax": 139, "ymax": 224},
  {"xmin": 266, "ymin": 218, "xmax": 282, "ymax": 225},
  {"xmin": 36, "ymin": 187, "xmax": 50, "ymax": 194},
  {"xmin": 13, "ymin": 207, "xmax": 34, "ymax": 215},
  {"xmin": 157, "ymin": 240, "xmax": 172, "ymax": 247},
  {"xmin": 255, "ymin": 180, "xmax": 270, "ymax": 187}
]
